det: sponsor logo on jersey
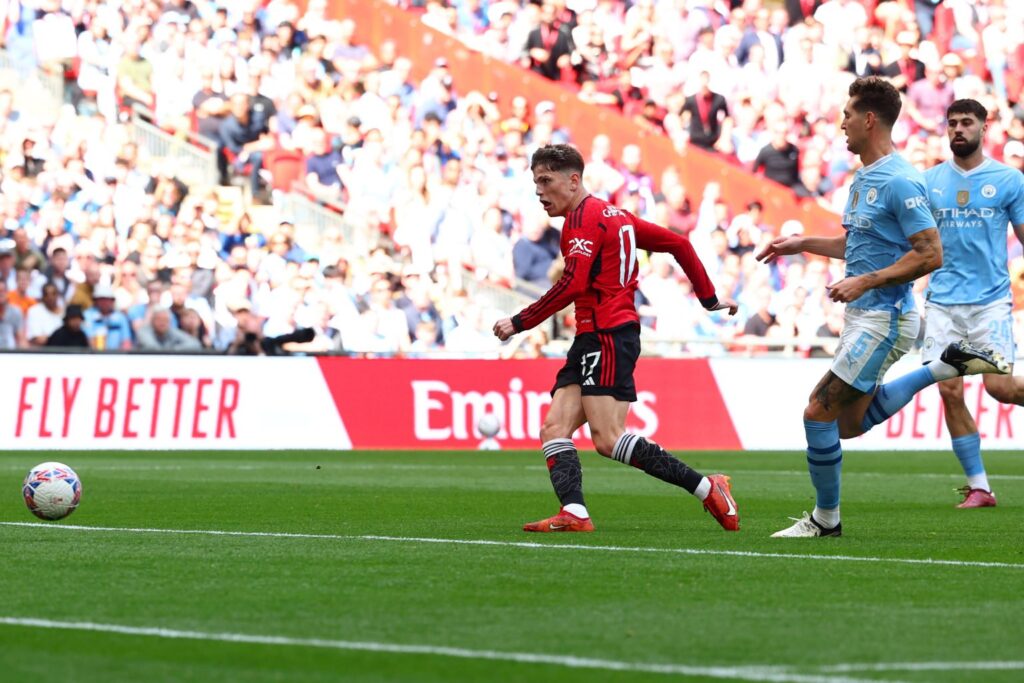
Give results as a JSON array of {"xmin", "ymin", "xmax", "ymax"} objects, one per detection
[
  {"xmin": 982, "ymin": 184, "xmax": 997, "ymax": 198},
  {"xmin": 957, "ymin": 190, "xmax": 970, "ymax": 206},
  {"xmin": 866, "ymin": 188, "xmax": 878, "ymax": 205},
  {"xmin": 602, "ymin": 206, "xmax": 625, "ymax": 218},
  {"xmin": 904, "ymin": 196, "xmax": 928, "ymax": 210},
  {"xmin": 568, "ymin": 238, "xmax": 594, "ymax": 257},
  {"xmin": 843, "ymin": 214, "xmax": 873, "ymax": 229}
]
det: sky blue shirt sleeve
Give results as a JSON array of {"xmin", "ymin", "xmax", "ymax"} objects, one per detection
[
  {"xmin": 1008, "ymin": 172, "xmax": 1024, "ymax": 227},
  {"xmin": 888, "ymin": 174, "xmax": 935, "ymax": 238}
]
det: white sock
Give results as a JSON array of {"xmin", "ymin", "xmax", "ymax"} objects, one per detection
[
  {"xmin": 813, "ymin": 506, "xmax": 840, "ymax": 529},
  {"xmin": 562, "ymin": 503, "xmax": 589, "ymax": 519},
  {"xmin": 927, "ymin": 359, "xmax": 959, "ymax": 382},
  {"xmin": 693, "ymin": 477, "xmax": 711, "ymax": 501},
  {"xmin": 967, "ymin": 474, "xmax": 991, "ymax": 492}
]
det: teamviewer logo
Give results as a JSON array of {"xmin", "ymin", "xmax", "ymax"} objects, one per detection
[{"xmin": 568, "ymin": 238, "xmax": 594, "ymax": 257}]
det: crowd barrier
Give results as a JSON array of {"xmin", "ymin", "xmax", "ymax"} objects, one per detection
[{"xmin": 2, "ymin": 354, "xmax": 1019, "ymax": 451}]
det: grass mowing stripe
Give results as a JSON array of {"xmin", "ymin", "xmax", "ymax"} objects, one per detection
[
  {"xmin": 0, "ymin": 617, "xmax": 900, "ymax": 683},
  {"xmin": 3, "ymin": 521, "xmax": 1023, "ymax": 571}
]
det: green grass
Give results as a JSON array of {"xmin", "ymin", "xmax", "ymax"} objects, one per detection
[{"xmin": 1, "ymin": 449, "xmax": 1022, "ymax": 682}]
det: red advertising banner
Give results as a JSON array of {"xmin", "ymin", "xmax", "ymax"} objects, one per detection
[{"xmin": 316, "ymin": 357, "xmax": 740, "ymax": 450}]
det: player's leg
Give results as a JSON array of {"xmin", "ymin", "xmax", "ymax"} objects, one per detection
[
  {"xmin": 523, "ymin": 343, "xmax": 593, "ymax": 533},
  {"xmin": 581, "ymin": 323, "xmax": 738, "ymax": 530},
  {"xmin": 851, "ymin": 307, "xmax": 1007, "ymax": 436},
  {"xmin": 935, "ymin": 376, "xmax": 995, "ymax": 506},
  {"xmin": 582, "ymin": 393, "xmax": 738, "ymax": 530},
  {"xmin": 774, "ymin": 308, "xmax": 903, "ymax": 537},
  {"xmin": 772, "ymin": 371, "xmax": 863, "ymax": 538}
]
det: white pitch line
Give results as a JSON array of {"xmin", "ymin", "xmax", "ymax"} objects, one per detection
[
  {"xmin": 821, "ymin": 661, "xmax": 1024, "ymax": 673},
  {"xmin": 2, "ymin": 522, "xmax": 1022, "ymax": 571},
  {"xmin": 0, "ymin": 616, "xmax": 899, "ymax": 683}
]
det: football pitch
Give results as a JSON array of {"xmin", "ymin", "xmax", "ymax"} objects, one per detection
[{"xmin": 1, "ymin": 449, "xmax": 1022, "ymax": 683}]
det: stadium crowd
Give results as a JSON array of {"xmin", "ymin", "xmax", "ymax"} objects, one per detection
[{"xmin": 0, "ymin": 0, "xmax": 1022, "ymax": 357}]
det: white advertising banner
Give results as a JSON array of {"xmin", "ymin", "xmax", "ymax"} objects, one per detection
[
  {"xmin": 0, "ymin": 355, "xmax": 351, "ymax": 450},
  {"xmin": 710, "ymin": 356, "xmax": 1023, "ymax": 451}
]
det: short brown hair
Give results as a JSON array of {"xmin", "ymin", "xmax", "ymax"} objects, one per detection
[
  {"xmin": 848, "ymin": 77, "xmax": 902, "ymax": 128},
  {"xmin": 530, "ymin": 144, "xmax": 585, "ymax": 175}
]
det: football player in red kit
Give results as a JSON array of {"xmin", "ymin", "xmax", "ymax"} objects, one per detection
[{"xmin": 493, "ymin": 144, "xmax": 741, "ymax": 532}]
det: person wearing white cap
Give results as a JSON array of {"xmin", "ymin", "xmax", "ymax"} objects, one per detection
[
  {"xmin": 918, "ymin": 98, "xmax": 1024, "ymax": 509},
  {"xmin": 1003, "ymin": 140, "xmax": 1024, "ymax": 172},
  {"xmin": 82, "ymin": 282, "xmax": 133, "ymax": 350}
]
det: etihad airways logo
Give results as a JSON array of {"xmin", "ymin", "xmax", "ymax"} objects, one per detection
[
  {"xmin": 568, "ymin": 238, "xmax": 594, "ymax": 257},
  {"xmin": 932, "ymin": 207, "xmax": 996, "ymax": 220}
]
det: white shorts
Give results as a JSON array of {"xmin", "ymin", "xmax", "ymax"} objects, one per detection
[
  {"xmin": 832, "ymin": 307, "xmax": 921, "ymax": 393},
  {"xmin": 921, "ymin": 298, "xmax": 1016, "ymax": 364}
]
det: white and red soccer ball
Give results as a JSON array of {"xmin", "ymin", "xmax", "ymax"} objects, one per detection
[{"xmin": 23, "ymin": 462, "xmax": 82, "ymax": 520}]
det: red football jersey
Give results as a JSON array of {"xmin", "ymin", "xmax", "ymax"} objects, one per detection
[{"xmin": 513, "ymin": 195, "xmax": 718, "ymax": 334}]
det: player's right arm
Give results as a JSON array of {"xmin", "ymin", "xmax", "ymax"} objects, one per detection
[
  {"xmin": 756, "ymin": 234, "xmax": 847, "ymax": 263},
  {"xmin": 494, "ymin": 213, "xmax": 601, "ymax": 341}
]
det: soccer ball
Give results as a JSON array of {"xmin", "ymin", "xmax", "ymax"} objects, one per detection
[
  {"xmin": 23, "ymin": 462, "xmax": 82, "ymax": 520},
  {"xmin": 477, "ymin": 413, "xmax": 501, "ymax": 438}
]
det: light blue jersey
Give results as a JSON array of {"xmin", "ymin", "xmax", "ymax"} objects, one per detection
[
  {"xmin": 924, "ymin": 158, "xmax": 1024, "ymax": 305},
  {"xmin": 842, "ymin": 153, "xmax": 935, "ymax": 311}
]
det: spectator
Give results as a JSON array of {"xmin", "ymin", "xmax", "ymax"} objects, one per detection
[
  {"xmin": 12, "ymin": 229, "xmax": 45, "ymax": 272},
  {"xmin": 178, "ymin": 308, "xmax": 212, "ymax": 349},
  {"xmin": 42, "ymin": 247, "xmax": 74, "ymax": 303},
  {"xmin": 512, "ymin": 211, "xmax": 560, "ymax": 289},
  {"xmin": 8, "ymin": 268, "xmax": 37, "ymax": 315},
  {"xmin": 305, "ymin": 125, "xmax": 345, "ymax": 198},
  {"xmin": 218, "ymin": 93, "xmax": 270, "ymax": 197},
  {"xmin": 1005, "ymin": 140, "xmax": 1024, "ymax": 173},
  {"xmin": 116, "ymin": 35, "xmax": 154, "ymax": 116},
  {"xmin": 82, "ymin": 283, "xmax": 133, "ymax": 350},
  {"xmin": 682, "ymin": 71, "xmax": 729, "ymax": 151},
  {"xmin": 46, "ymin": 304, "xmax": 89, "ymax": 348},
  {"xmin": 883, "ymin": 30, "xmax": 926, "ymax": 92},
  {"xmin": 136, "ymin": 307, "xmax": 202, "ymax": 351},
  {"xmin": 25, "ymin": 282, "xmax": 63, "ymax": 347},
  {"xmin": 525, "ymin": 2, "xmax": 575, "ymax": 82},
  {"xmin": 752, "ymin": 121, "xmax": 801, "ymax": 190},
  {"xmin": 743, "ymin": 286, "xmax": 778, "ymax": 337},
  {"xmin": 906, "ymin": 62, "xmax": 954, "ymax": 135},
  {"xmin": 0, "ymin": 279, "xmax": 26, "ymax": 349}
]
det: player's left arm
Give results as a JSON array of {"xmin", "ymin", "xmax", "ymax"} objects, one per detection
[
  {"xmin": 1007, "ymin": 173, "xmax": 1024, "ymax": 247},
  {"xmin": 632, "ymin": 216, "xmax": 738, "ymax": 314},
  {"xmin": 828, "ymin": 175, "xmax": 941, "ymax": 303}
]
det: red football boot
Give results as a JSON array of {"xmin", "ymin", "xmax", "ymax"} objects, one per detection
[
  {"xmin": 956, "ymin": 486, "xmax": 997, "ymax": 509},
  {"xmin": 523, "ymin": 508, "xmax": 595, "ymax": 532},
  {"xmin": 703, "ymin": 474, "xmax": 740, "ymax": 531}
]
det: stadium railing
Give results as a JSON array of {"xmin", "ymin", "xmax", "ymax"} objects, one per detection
[
  {"xmin": 0, "ymin": 48, "xmax": 64, "ymax": 115},
  {"xmin": 129, "ymin": 108, "xmax": 220, "ymax": 189}
]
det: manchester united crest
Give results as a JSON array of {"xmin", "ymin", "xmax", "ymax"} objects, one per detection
[{"xmin": 956, "ymin": 190, "xmax": 970, "ymax": 206}]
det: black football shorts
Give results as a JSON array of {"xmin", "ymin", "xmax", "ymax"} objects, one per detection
[{"xmin": 552, "ymin": 323, "xmax": 641, "ymax": 402}]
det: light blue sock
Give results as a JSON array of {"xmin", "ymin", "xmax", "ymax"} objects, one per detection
[
  {"xmin": 861, "ymin": 366, "xmax": 942, "ymax": 433},
  {"xmin": 952, "ymin": 432, "xmax": 984, "ymax": 480},
  {"xmin": 805, "ymin": 419, "xmax": 842, "ymax": 510}
]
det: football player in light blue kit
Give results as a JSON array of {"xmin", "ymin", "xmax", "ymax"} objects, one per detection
[
  {"xmin": 923, "ymin": 98, "xmax": 1024, "ymax": 509},
  {"xmin": 758, "ymin": 78, "xmax": 1008, "ymax": 538}
]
